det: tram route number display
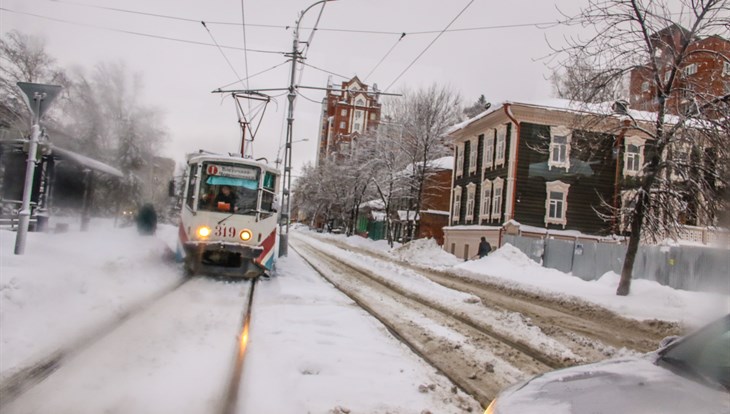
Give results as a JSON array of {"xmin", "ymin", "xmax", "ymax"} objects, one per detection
[
  {"xmin": 214, "ymin": 224, "xmax": 237, "ymax": 238},
  {"xmin": 206, "ymin": 164, "xmax": 257, "ymax": 180}
]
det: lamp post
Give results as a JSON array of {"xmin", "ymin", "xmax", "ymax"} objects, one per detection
[
  {"xmin": 279, "ymin": 0, "xmax": 335, "ymax": 257},
  {"xmin": 14, "ymin": 82, "xmax": 62, "ymax": 255},
  {"xmin": 275, "ymin": 138, "xmax": 309, "ymax": 169}
]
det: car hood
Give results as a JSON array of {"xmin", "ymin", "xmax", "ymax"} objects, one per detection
[{"xmin": 494, "ymin": 355, "xmax": 730, "ymax": 414}]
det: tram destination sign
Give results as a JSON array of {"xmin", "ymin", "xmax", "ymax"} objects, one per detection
[{"xmin": 206, "ymin": 164, "xmax": 257, "ymax": 180}]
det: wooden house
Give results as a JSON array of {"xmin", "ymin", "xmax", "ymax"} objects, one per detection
[{"xmin": 444, "ymin": 99, "xmax": 644, "ymax": 259}]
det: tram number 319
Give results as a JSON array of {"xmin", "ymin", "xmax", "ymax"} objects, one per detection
[{"xmin": 215, "ymin": 225, "xmax": 237, "ymax": 238}]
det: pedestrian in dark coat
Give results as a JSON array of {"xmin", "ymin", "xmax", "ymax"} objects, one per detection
[
  {"xmin": 136, "ymin": 203, "xmax": 157, "ymax": 235},
  {"xmin": 478, "ymin": 236, "xmax": 492, "ymax": 258}
]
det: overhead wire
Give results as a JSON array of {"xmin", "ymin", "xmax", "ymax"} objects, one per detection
[
  {"xmin": 239, "ymin": 0, "xmax": 252, "ymax": 113},
  {"xmin": 201, "ymin": 21, "xmax": 245, "ymax": 88},
  {"xmin": 31, "ymin": 0, "xmax": 578, "ymax": 35},
  {"xmin": 384, "ymin": 0, "xmax": 476, "ymax": 92},
  {"xmin": 1, "ymin": 7, "xmax": 284, "ymax": 55},
  {"xmin": 214, "ymin": 60, "xmax": 292, "ymax": 91},
  {"xmin": 364, "ymin": 32, "xmax": 406, "ymax": 82},
  {"xmin": 299, "ymin": 62, "xmax": 349, "ymax": 80}
]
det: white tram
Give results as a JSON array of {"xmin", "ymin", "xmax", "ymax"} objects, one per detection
[{"xmin": 176, "ymin": 151, "xmax": 280, "ymax": 278}]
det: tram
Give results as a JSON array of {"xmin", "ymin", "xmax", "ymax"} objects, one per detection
[{"xmin": 177, "ymin": 151, "xmax": 280, "ymax": 278}]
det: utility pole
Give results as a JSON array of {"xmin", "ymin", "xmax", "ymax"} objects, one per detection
[
  {"xmin": 279, "ymin": 0, "xmax": 333, "ymax": 257},
  {"xmin": 14, "ymin": 82, "xmax": 62, "ymax": 255}
]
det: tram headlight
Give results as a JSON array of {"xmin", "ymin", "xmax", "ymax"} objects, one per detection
[
  {"xmin": 239, "ymin": 229, "xmax": 252, "ymax": 241},
  {"xmin": 197, "ymin": 226, "xmax": 211, "ymax": 238}
]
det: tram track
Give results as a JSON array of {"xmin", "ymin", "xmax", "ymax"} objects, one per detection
[
  {"xmin": 0, "ymin": 275, "xmax": 192, "ymax": 409},
  {"xmin": 303, "ymin": 233, "xmax": 682, "ymax": 357},
  {"xmin": 1, "ymin": 276, "xmax": 255, "ymax": 414},
  {"xmin": 291, "ymin": 239, "xmax": 556, "ymax": 405},
  {"xmin": 219, "ymin": 278, "xmax": 257, "ymax": 414}
]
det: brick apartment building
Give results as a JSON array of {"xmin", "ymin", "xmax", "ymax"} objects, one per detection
[
  {"xmin": 316, "ymin": 76, "xmax": 382, "ymax": 165},
  {"xmin": 629, "ymin": 24, "xmax": 730, "ymax": 115}
]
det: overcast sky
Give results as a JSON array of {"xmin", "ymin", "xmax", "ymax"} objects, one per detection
[{"xmin": 1, "ymin": 0, "xmax": 588, "ymax": 173}]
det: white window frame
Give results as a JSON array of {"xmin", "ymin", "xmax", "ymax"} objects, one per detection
[
  {"xmin": 483, "ymin": 132, "xmax": 494, "ymax": 170},
  {"xmin": 340, "ymin": 109, "xmax": 347, "ymax": 116},
  {"xmin": 641, "ymin": 81, "xmax": 650, "ymax": 92},
  {"xmin": 724, "ymin": 61, "xmax": 730, "ymax": 76},
  {"xmin": 495, "ymin": 127, "xmax": 506, "ymax": 167},
  {"xmin": 664, "ymin": 70, "xmax": 672, "ymax": 83},
  {"xmin": 683, "ymin": 63, "xmax": 698, "ymax": 76},
  {"xmin": 548, "ymin": 126, "xmax": 571, "ymax": 170},
  {"xmin": 465, "ymin": 183, "xmax": 476, "ymax": 223},
  {"xmin": 623, "ymin": 135, "xmax": 645, "ymax": 177},
  {"xmin": 480, "ymin": 179, "xmax": 492, "ymax": 219},
  {"xmin": 491, "ymin": 178, "xmax": 503, "ymax": 221},
  {"xmin": 355, "ymin": 98, "xmax": 365, "ymax": 108},
  {"xmin": 468, "ymin": 138, "xmax": 477, "ymax": 174},
  {"xmin": 452, "ymin": 186, "xmax": 462, "ymax": 223},
  {"xmin": 456, "ymin": 144, "xmax": 464, "ymax": 178},
  {"xmin": 339, "ymin": 121, "xmax": 346, "ymax": 129},
  {"xmin": 545, "ymin": 180, "xmax": 570, "ymax": 227}
]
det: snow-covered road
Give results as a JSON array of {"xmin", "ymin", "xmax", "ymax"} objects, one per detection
[{"xmin": 3, "ymin": 278, "xmax": 249, "ymax": 414}]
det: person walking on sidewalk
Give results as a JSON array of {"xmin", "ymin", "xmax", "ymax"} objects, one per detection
[{"xmin": 478, "ymin": 236, "xmax": 492, "ymax": 258}]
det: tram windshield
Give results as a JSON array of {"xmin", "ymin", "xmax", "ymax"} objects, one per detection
[{"xmin": 197, "ymin": 162, "xmax": 260, "ymax": 215}]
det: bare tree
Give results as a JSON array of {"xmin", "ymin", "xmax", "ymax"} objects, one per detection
[
  {"xmin": 0, "ymin": 30, "xmax": 68, "ymax": 137},
  {"xmin": 463, "ymin": 94, "xmax": 489, "ymax": 119},
  {"xmin": 550, "ymin": 55, "xmax": 625, "ymax": 103},
  {"xmin": 386, "ymin": 84, "xmax": 461, "ymax": 242},
  {"xmin": 554, "ymin": 0, "xmax": 730, "ymax": 295}
]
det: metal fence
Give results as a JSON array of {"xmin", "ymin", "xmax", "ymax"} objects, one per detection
[{"xmin": 503, "ymin": 234, "xmax": 730, "ymax": 294}]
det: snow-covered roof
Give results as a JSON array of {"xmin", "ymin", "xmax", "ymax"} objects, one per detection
[
  {"xmin": 359, "ymin": 199, "xmax": 385, "ymax": 210},
  {"xmin": 448, "ymin": 97, "xmax": 685, "ymax": 136},
  {"xmin": 397, "ymin": 210, "xmax": 419, "ymax": 221},
  {"xmin": 52, "ymin": 146, "xmax": 124, "ymax": 178}
]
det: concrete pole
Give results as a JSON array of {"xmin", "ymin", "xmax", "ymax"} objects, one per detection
[{"xmin": 14, "ymin": 122, "xmax": 41, "ymax": 255}]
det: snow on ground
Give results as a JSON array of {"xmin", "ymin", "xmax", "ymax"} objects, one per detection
[
  {"xmin": 0, "ymin": 219, "xmax": 182, "ymax": 382},
  {"xmin": 240, "ymin": 251, "xmax": 480, "ymax": 414},
  {"xmin": 307, "ymin": 230, "xmax": 730, "ymax": 327},
  {"xmin": 3, "ymin": 219, "xmax": 728, "ymax": 412},
  {"xmin": 1, "ymin": 220, "xmax": 481, "ymax": 413}
]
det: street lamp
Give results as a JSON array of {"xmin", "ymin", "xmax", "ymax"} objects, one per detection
[
  {"xmin": 279, "ymin": 0, "xmax": 335, "ymax": 258},
  {"xmin": 275, "ymin": 138, "xmax": 309, "ymax": 169}
]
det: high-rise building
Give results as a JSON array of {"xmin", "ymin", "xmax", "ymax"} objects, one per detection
[
  {"xmin": 316, "ymin": 76, "xmax": 381, "ymax": 165},
  {"xmin": 629, "ymin": 24, "xmax": 730, "ymax": 115}
]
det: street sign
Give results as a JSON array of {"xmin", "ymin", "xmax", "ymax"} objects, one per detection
[{"xmin": 17, "ymin": 82, "xmax": 62, "ymax": 120}]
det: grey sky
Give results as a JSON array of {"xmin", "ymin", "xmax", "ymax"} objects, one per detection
[{"xmin": 1, "ymin": 0, "xmax": 587, "ymax": 173}]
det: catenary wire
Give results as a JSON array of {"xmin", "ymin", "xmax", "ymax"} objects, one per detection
[
  {"xmin": 364, "ymin": 32, "xmax": 406, "ymax": 82},
  {"xmin": 201, "ymin": 21, "xmax": 245, "ymax": 88},
  {"xmin": 385, "ymin": 0, "xmax": 475, "ymax": 92},
  {"xmin": 30, "ymin": 0, "xmax": 578, "ymax": 35},
  {"xmin": 1, "ymin": 7, "xmax": 285, "ymax": 55},
  {"xmin": 239, "ymin": 0, "xmax": 252, "ymax": 113},
  {"xmin": 214, "ymin": 60, "xmax": 292, "ymax": 91}
]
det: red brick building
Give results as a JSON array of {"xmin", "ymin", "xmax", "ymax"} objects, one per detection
[
  {"xmin": 316, "ymin": 76, "xmax": 381, "ymax": 165},
  {"xmin": 629, "ymin": 24, "xmax": 730, "ymax": 115}
]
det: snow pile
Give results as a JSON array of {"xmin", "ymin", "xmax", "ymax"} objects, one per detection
[
  {"xmin": 392, "ymin": 237, "xmax": 462, "ymax": 267},
  {"xmin": 0, "ymin": 220, "xmax": 182, "ymax": 381},
  {"xmin": 451, "ymin": 244, "xmax": 729, "ymax": 325},
  {"xmin": 458, "ymin": 243, "xmax": 540, "ymax": 271}
]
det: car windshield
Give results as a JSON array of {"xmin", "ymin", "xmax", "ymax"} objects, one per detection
[
  {"xmin": 659, "ymin": 316, "xmax": 730, "ymax": 391},
  {"xmin": 197, "ymin": 163, "xmax": 259, "ymax": 215}
]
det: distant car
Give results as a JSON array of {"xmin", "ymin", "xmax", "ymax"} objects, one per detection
[{"xmin": 485, "ymin": 314, "xmax": 730, "ymax": 414}]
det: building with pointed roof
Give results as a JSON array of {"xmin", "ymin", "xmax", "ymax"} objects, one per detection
[{"xmin": 316, "ymin": 76, "xmax": 382, "ymax": 165}]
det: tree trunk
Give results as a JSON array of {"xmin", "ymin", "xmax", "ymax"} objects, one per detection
[{"xmin": 617, "ymin": 191, "xmax": 647, "ymax": 296}]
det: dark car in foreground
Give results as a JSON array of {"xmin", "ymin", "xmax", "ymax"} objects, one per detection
[{"xmin": 486, "ymin": 314, "xmax": 730, "ymax": 414}]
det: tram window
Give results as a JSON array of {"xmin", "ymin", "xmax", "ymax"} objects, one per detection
[
  {"xmin": 185, "ymin": 164, "xmax": 198, "ymax": 209},
  {"xmin": 261, "ymin": 191, "xmax": 274, "ymax": 212},
  {"xmin": 198, "ymin": 164, "xmax": 260, "ymax": 215}
]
